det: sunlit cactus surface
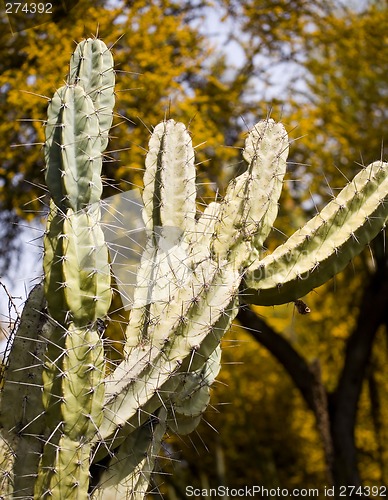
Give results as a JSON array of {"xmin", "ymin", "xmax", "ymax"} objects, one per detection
[{"xmin": 0, "ymin": 37, "xmax": 387, "ymax": 499}]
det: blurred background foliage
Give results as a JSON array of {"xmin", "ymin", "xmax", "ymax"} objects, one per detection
[{"xmin": 0, "ymin": 0, "xmax": 387, "ymax": 497}]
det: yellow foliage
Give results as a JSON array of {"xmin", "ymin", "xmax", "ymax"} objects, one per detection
[{"xmin": 0, "ymin": 0, "xmax": 251, "ymax": 242}]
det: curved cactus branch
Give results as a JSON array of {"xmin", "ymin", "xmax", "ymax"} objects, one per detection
[{"xmin": 242, "ymin": 160, "xmax": 388, "ymax": 305}]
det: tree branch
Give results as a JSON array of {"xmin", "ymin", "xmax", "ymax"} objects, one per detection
[
  {"xmin": 237, "ymin": 306, "xmax": 316, "ymax": 411},
  {"xmin": 236, "ymin": 305, "xmax": 334, "ymax": 484}
]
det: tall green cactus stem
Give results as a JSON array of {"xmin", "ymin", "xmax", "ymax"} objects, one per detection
[{"xmin": 37, "ymin": 42, "xmax": 113, "ymax": 497}]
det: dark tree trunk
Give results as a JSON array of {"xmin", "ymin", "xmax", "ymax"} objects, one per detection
[
  {"xmin": 237, "ymin": 306, "xmax": 335, "ymax": 485},
  {"xmin": 328, "ymin": 261, "xmax": 388, "ymax": 489},
  {"xmin": 237, "ymin": 247, "xmax": 388, "ymax": 494}
]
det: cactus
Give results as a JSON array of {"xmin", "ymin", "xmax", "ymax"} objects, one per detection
[
  {"xmin": 0, "ymin": 37, "xmax": 387, "ymax": 499},
  {"xmin": 36, "ymin": 39, "xmax": 114, "ymax": 498}
]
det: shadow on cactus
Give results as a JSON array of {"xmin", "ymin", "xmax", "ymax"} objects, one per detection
[{"xmin": 0, "ymin": 37, "xmax": 387, "ymax": 499}]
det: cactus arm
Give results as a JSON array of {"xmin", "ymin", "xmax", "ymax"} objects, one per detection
[
  {"xmin": 212, "ymin": 119, "xmax": 289, "ymax": 269},
  {"xmin": 143, "ymin": 119, "xmax": 196, "ymax": 240},
  {"xmin": 68, "ymin": 38, "xmax": 115, "ymax": 152},
  {"xmin": 124, "ymin": 120, "xmax": 197, "ymax": 350},
  {"xmin": 242, "ymin": 161, "xmax": 388, "ymax": 305},
  {"xmin": 0, "ymin": 284, "xmax": 47, "ymax": 498},
  {"xmin": 242, "ymin": 119, "xmax": 289, "ymax": 250}
]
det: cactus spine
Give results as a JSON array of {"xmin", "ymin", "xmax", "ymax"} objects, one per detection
[{"xmin": 0, "ymin": 37, "xmax": 387, "ymax": 499}]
